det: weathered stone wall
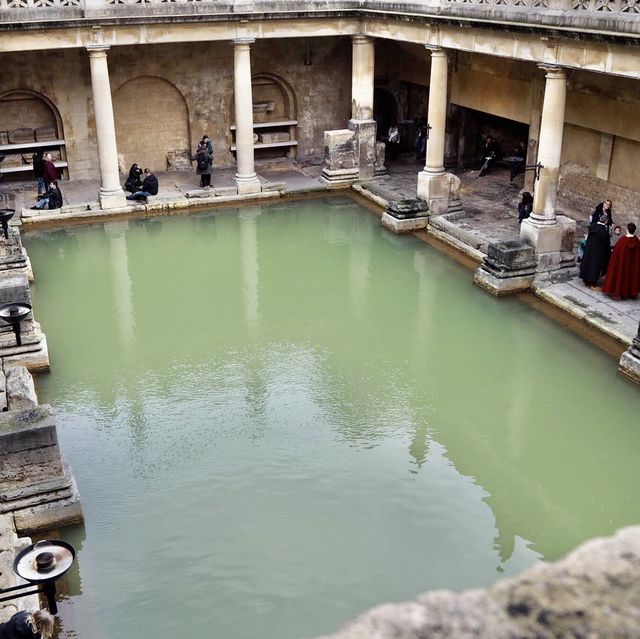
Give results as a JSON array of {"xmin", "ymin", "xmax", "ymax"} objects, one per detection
[
  {"xmin": 0, "ymin": 37, "xmax": 351, "ymax": 180},
  {"xmin": 315, "ymin": 525, "xmax": 640, "ymax": 639}
]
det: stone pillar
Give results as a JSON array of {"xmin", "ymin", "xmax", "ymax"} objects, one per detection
[
  {"xmin": 351, "ymin": 34, "xmax": 374, "ymax": 120},
  {"xmin": 417, "ymin": 47, "xmax": 449, "ymax": 214},
  {"xmin": 524, "ymin": 76, "xmax": 544, "ymax": 193},
  {"xmin": 520, "ymin": 66, "xmax": 576, "ymax": 280},
  {"xmin": 87, "ymin": 45, "xmax": 126, "ymax": 210},
  {"xmin": 348, "ymin": 34, "xmax": 377, "ymax": 180},
  {"xmin": 527, "ymin": 66, "xmax": 567, "ymax": 226},
  {"xmin": 233, "ymin": 38, "xmax": 261, "ymax": 195}
]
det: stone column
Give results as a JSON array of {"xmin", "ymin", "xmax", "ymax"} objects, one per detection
[
  {"xmin": 233, "ymin": 38, "xmax": 261, "ymax": 195},
  {"xmin": 351, "ymin": 34, "xmax": 374, "ymax": 120},
  {"xmin": 348, "ymin": 34, "xmax": 377, "ymax": 180},
  {"xmin": 417, "ymin": 47, "xmax": 449, "ymax": 214},
  {"xmin": 528, "ymin": 66, "xmax": 567, "ymax": 225},
  {"xmin": 520, "ymin": 66, "xmax": 575, "ymax": 278},
  {"xmin": 87, "ymin": 45, "xmax": 126, "ymax": 210},
  {"xmin": 524, "ymin": 76, "xmax": 544, "ymax": 193}
]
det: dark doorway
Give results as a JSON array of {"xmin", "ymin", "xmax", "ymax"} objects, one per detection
[{"xmin": 374, "ymin": 87, "xmax": 398, "ymax": 141}]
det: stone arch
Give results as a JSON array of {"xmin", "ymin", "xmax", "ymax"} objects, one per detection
[
  {"xmin": 113, "ymin": 76, "xmax": 191, "ymax": 173},
  {"xmin": 250, "ymin": 73, "xmax": 297, "ymax": 122},
  {"xmin": 0, "ymin": 89, "xmax": 63, "ymax": 137}
]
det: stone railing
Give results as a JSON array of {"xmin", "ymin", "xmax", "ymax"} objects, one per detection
[{"xmin": 1, "ymin": 0, "xmax": 639, "ymax": 33}]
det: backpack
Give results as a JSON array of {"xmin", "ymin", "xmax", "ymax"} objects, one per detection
[{"xmin": 196, "ymin": 152, "xmax": 209, "ymax": 172}]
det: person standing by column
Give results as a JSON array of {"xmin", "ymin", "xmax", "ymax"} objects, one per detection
[
  {"xmin": 42, "ymin": 152, "xmax": 61, "ymax": 185},
  {"xmin": 32, "ymin": 150, "xmax": 45, "ymax": 195},
  {"xmin": 580, "ymin": 213, "xmax": 611, "ymax": 289}
]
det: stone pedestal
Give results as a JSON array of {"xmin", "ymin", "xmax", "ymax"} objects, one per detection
[
  {"xmin": 417, "ymin": 171, "xmax": 452, "ymax": 215},
  {"xmin": 0, "ymin": 274, "xmax": 49, "ymax": 371},
  {"xmin": 321, "ymin": 129, "xmax": 359, "ymax": 185},
  {"xmin": 0, "ymin": 405, "xmax": 83, "ymax": 534},
  {"xmin": 519, "ymin": 214, "xmax": 577, "ymax": 281},
  {"xmin": 473, "ymin": 240, "xmax": 536, "ymax": 295},
  {"xmin": 619, "ymin": 329, "xmax": 640, "ymax": 385},
  {"xmin": 349, "ymin": 119, "xmax": 377, "ymax": 180},
  {"xmin": 381, "ymin": 199, "xmax": 429, "ymax": 234}
]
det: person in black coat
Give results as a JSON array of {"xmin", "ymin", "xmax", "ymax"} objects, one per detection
[
  {"xmin": 32, "ymin": 151, "xmax": 45, "ymax": 195},
  {"xmin": 590, "ymin": 199, "xmax": 613, "ymax": 229},
  {"xmin": 0, "ymin": 609, "xmax": 55, "ymax": 639},
  {"xmin": 580, "ymin": 213, "xmax": 612, "ymax": 288},
  {"xmin": 517, "ymin": 191, "xmax": 533, "ymax": 224},
  {"xmin": 126, "ymin": 168, "xmax": 159, "ymax": 201},
  {"xmin": 124, "ymin": 163, "xmax": 143, "ymax": 193}
]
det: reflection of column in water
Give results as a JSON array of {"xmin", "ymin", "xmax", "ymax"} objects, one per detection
[
  {"xmin": 413, "ymin": 249, "xmax": 436, "ymax": 351},
  {"xmin": 105, "ymin": 220, "xmax": 135, "ymax": 348},
  {"xmin": 348, "ymin": 218, "xmax": 373, "ymax": 312},
  {"xmin": 239, "ymin": 206, "xmax": 261, "ymax": 333}
]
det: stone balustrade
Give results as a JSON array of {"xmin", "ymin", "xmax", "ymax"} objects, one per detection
[{"xmin": 0, "ymin": 0, "xmax": 639, "ymax": 35}]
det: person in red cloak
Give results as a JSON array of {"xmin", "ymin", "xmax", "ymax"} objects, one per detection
[{"xmin": 602, "ymin": 222, "xmax": 640, "ymax": 300}]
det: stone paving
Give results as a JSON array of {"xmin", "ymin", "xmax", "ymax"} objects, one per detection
[{"xmin": 1, "ymin": 155, "xmax": 638, "ymax": 348}]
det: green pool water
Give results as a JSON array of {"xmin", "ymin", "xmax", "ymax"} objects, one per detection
[{"xmin": 24, "ymin": 196, "xmax": 640, "ymax": 639}]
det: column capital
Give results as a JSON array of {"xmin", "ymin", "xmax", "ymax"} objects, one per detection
[
  {"xmin": 538, "ymin": 64, "xmax": 566, "ymax": 79},
  {"xmin": 86, "ymin": 44, "xmax": 110, "ymax": 56},
  {"xmin": 425, "ymin": 45, "xmax": 446, "ymax": 57},
  {"xmin": 233, "ymin": 37, "xmax": 255, "ymax": 48},
  {"xmin": 351, "ymin": 34, "xmax": 373, "ymax": 45}
]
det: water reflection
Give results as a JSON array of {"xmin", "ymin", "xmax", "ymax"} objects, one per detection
[{"xmin": 23, "ymin": 196, "xmax": 640, "ymax": 639}]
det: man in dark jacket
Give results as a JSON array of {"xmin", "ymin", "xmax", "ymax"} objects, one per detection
[
  {"xmin": 126, "ymin": 168, "xmax": 159, "ymax": 201},
  {"xmin": 31, "ymin": 181, "xmax": 63, "ymax": 210},
  {"xmin": 580, "ymin": 213, "xmax": 611, "ymax": 288}
]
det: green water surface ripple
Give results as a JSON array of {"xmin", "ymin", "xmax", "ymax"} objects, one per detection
[{"xmin": 24, "ymin": 196, "xmax": 640, "ymax": 639}]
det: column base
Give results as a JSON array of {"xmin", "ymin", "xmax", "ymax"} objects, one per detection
[
  {"xmin": 99, "ymin": 187, "xmax": 127, "ymax": 210},
  {"xmin": 235, "ymin": 174, "xmax": 262, "ymax": 195},
  {"xmin": 520, "ymin": 215, "xmax": 577, "ymax": 281},
  {"xmin": 416, "ymin": 170, "xmax": 449, "ymax": 215}
]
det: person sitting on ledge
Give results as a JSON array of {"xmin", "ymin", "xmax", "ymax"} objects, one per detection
[
  {"xmin": 31, "ymin": 181, "xmax": 63, "ymax": 210},
  {"xmin": 126, "ymin": 168, "xmax": 158, "ymax": 201},
  {"xmin": 0, "ymin": 609, "xmax": 55, "ymax": 639},
  {"xmin": 124, "ymin": 163, "xmax": 143, "ymax": 194}
]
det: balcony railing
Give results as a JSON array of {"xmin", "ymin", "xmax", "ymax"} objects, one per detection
[{"xmin": 0, "ymin": 0, "xmax": 639, "ymax": 32}]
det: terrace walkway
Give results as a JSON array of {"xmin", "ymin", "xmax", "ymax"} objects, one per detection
[{"xmin": 2, "ymin": 156, "xmax": 638, "ymax": 353}]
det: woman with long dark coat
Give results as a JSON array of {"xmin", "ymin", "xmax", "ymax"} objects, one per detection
[{"xmin": 580, "ymin": 214, "xmax": 611, "ymax": 288}]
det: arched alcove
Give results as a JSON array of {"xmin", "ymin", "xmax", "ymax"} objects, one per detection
[
  {"xmin": 0, "ymin": 89, "xmax": 66, "ymax": 177},
  {"xmin": 229, "ymin": 73, "xmax": 298, "ymax": 159},
  {"xmin": 113, "ymin": 76, "xmax": 190, "ymax": 173}
]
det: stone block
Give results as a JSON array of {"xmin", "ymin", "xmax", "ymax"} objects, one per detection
[
  {"xmin": 186, "ymin": 189, "xmax": 216, "ymax": 199},
  {"xmin": 323, "ymin": 129, "xmax": 356, "ymax": 172},
  {"xmin": 34, "ymin": 127, "xmax": 56, "ymax": 142},
  {"xmin": 215, "ymin": 186, "xmax": 239, "ymax": 197},
  {"xmin": 374, "ymin": 141, "xmax": 386, "ymax": 176},
  {"xmin": 5, "ymin": 366, "xmax": 38, "ymax": 411},
  {"xmin": 0, "ymin": 273, "xmax": 31, "ymax": 308},
  {"xmin": 386, "ymin": 199, "xmax": 429, "ymax": 220},
  {"xmin": 0, "ymin": 405, "xmax": 57, "ymax": 454},
  {"xmin": 381, "ymin": 212, "xmax": 428, "ymax": 234},
  {"xmin": 258, "ymin": 131, "xmax": 290, "ymax": 144},
  {"xmin": 8, "ymin": 129, "xmax": 34, "ymax": 144},
  {"xmin": 261, "ymin": 182, "xmax": 287, "ymax": 193},
  {"xmin": 474, "ymin": 240, "xmax": 536, "ymax": 296},
  {"xmin": 619, "ymin": 345, "xmax": 640, "ymax": 385},
  {"xmin": 349, "ymin": 119, "xmax": 377, "ymax": 180},
  {"xmin": 487, "ymin": 240, "xmax": 535, "ymax": 270}
]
